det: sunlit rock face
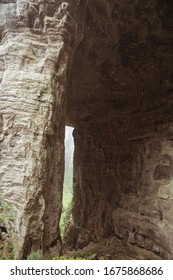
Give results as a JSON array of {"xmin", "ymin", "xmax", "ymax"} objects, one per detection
[
  {"xmin": 0, "ymin": 0, "xmax": 173, "ymax": 259},
  {"xmin": 0, "ymin": 0, "xmax": 87, "ymax": 258}
]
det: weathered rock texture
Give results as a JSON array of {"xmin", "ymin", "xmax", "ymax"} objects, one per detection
[
  {"xmin": 0, "ymin": 0, "xmax": 173, "ymax": 259},
  {"xmin": 65, "ymin": 120, "xmax": 173, "ymax": 259},
  {"xmin": 64, "ymin": 0, "xmax": 173, "ymax": 259},
  {"xmin": 0, "ymin": 0, "xmax": 87, "ymax": 258}
]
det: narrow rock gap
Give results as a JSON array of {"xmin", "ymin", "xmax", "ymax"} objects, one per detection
[
  {"xmin": 60, "ymin": 126, "xmax": 74, "ymax": 240},
  {"xmin": 0, "ymin": 0, "xmax": 173, "ymax": 260}
]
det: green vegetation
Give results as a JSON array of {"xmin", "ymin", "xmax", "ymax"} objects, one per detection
[
  {"xmin": 60, "ymin": 173, "xmax": 73, "ymax": 236},
  {"xmin": 52, "ymin": 256, "xmax": 87, "ymax": 260},
  {"xmin": 60, "ymin": 127, "xmax": 74, "ymax": 236},
  {"xmin": 0, "ymin": 242, "xmax": 4, "ymax": 260},
  {"xmin": 60, "ymin": 199, "xmax": 71, "ymax": 237},
  {"xmin": 0, "ymin": 239, "xmax": 14, "ymax": 260},
  {"xmin": 0, "ymin": 197, "xmax": 15, "ymax": 259},
  {"xmin": 7, "ymin": 243, "xmax": 14, "ymax": 259},
  {"xmin": 27, "ymin": 250, "xmax": 43, "ymax": 260},
  {"xmin": 0, "ymin": 198, "xmax": 14, "ymax": 222},
  {"xmin": 26, "ymin": 251, "xmax": 87, "ymax": 260}
]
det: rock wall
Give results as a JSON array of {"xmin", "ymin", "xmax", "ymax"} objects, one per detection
[
  {"xmin": 64, "ymin": 0, "xmax": 173, "ymax": 260},
  {"xmin": 0, "ymin": 0, "xmax": 173, "ymax": 260},
  {"xmin": 65, "ymin": 114, "xmax": 173, "ymax": 259},
  {"xmin": 0, "ymin": 0, "xmax": 87, "ymax": 258}
]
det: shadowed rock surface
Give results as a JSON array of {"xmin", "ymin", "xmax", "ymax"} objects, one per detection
[{"xmin": 0, "ymin": 0, "xmax": 173, "ymax": 259}]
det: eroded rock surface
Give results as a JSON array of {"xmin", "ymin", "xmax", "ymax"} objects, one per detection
[
  {"xmin": 0, "ymin": 0, "xmax": 173, "ymax": 259},
  {"xmin": 64, "ymin": 236, "xmax": 162, "ymax": 260},
  {"xmin": 0, "ymin": 0, "xmax": 87, "ymax": 258},
  {"xmin": 64, "ymin": 121, "xmax": 173, "ymax": 259},
  {"xmin": 64, "ymin": 0, "xmax": 173, "ymax": 259}
]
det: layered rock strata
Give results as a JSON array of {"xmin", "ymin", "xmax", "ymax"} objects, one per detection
[
  {"xmin": 0, "ymin": 0, "xmax": 87, "ymax": 258},
  {"xmin": 0, "ymin": 0, "xmax": 173, "ymax": 260}
]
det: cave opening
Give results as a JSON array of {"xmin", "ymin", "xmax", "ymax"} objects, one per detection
[
  {"xmin": 0, "ymin": 0, "xmax": 172, "ymax": 260},
  {"xmin": 60, "ymin": 126, "xmax": 74, "ymax": 238}
]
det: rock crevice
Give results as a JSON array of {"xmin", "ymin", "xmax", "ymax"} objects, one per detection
[{"xmin": 0, "ymin": 0, "xmax": 173, "ymax": 259}]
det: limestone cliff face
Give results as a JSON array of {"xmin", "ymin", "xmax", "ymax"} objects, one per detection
[
  {"xmin": 0, "ymin": 0, "xmax": 173, "ymax": 259},
  {"xmin": 0, "ymin": 0, "xmax": 87, "ymax": 258}
]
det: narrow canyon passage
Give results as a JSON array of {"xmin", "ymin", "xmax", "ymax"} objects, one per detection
[
  {"xmin": 0, "ymin": 0, "xmax": 173, "ymax": 259},
  {"xmin": 60, "ymin": 126, "xmax": 74, "ymax": 238}
]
